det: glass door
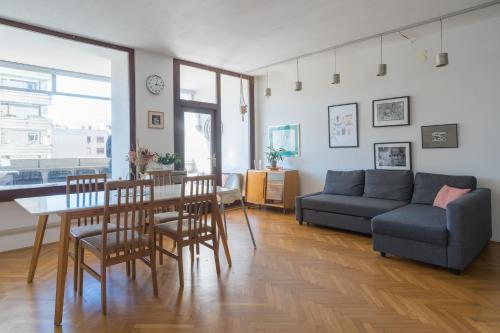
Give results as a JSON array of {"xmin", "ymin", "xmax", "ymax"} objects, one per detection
[{"xmin": 183, "ymin": 108, "xmax": 216, "ymax": 175}]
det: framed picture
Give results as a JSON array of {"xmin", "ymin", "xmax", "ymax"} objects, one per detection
[
  {"xmin": 328, "ymin": 103, "xmax": 359, "ymax": 148},
  {"xmin": 268, "ymin": 124, "xmax": 300, "ymax": 157},
  {"xmin": 372, "ymin": 96, "xmax": 410, "ymax": 127},
  {"xmin": 421, "ymin": 124, "xmax": 458, "ymax": 148},
  {"xmin": 374, "ymin": 142, "xmax": 412, "ymax": 171},
  {"xmin": 148, "ymin": 111, "xmax": 164, "ymax": 129}
]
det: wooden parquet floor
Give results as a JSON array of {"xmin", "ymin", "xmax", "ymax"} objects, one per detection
[{"xmin": 1, "ymin": 209, "xmax": 500, "ymax": 333}]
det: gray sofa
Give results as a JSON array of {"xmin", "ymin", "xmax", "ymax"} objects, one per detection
[{"xmin": 296, "ymin": 170, "xmax": 492, "ymax": 273}]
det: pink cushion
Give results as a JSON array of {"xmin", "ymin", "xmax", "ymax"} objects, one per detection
[{"xmin": 433, "ymin": 185, "xmax": 471, "ymax": 209}]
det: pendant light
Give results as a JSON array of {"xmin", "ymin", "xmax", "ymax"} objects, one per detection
[
  {"xmin": 294, "ymin": 58, "xmax": 302, "ymax": 91},
  {"xmin": 436, "ymin": 18, "xmax": 449, "ymax": 67},
  {"xmin": 239, "ymin": 75, "xmax": 247, "ymax": 121},
  {"xmin": 331, "ymin": 48, "xmax": 340, "ymax": 84},
  {"xmin": 377, "ymin": 35, "xmax": 387, "ymax": 76},
  {"xmin": 265, "ymin": 70, "xmax": 271, "ymax": 97}
]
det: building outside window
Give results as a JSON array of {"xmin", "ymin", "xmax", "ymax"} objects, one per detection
[{"xmin": 27, "ymin": 132, "xmax": 40, "ymax": 144}]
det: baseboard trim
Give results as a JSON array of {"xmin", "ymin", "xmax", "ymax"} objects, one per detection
[{"xmin": 0, "ymin": 221, "xmax": 59, "ymax": 237}]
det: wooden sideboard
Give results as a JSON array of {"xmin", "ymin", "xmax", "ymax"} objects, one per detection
[{"xmin": 245, "ymin": 169, "xmax": 299, "ymax": 213}]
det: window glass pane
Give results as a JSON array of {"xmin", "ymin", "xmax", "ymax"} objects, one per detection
[
  {"xmin": 56, "ymin": 75, "xmax": 111, "ymax": 98},
  {"xmin": 0, "ymin": 23, "xmax": 130, "ymax": 190},
  {"xmin": 221, "ymin": 74, "xmax": 249, "ymax": 174},
  {"xmin": 180, "ymin": 65, "xmax": 216, "ymax": 104}
]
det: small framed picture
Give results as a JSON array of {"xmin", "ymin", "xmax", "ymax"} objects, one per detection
[
  {"xmin": 372, "ymin": 96, "xmax": 410, "ymax": 127},
  {"xmin": 148, "ymin": 111, "xmax": 164, "ymax": 129},
  {"xmin": 374, "ymin": 142, "xmax": 412, "ymax": 171},
  {"xmin": 328, "ymin": 103, "xmax": 359, "ymax": 148},
  {"xmin": 421, "ymin": 124, "xmax": 458, "ymax": 148}
]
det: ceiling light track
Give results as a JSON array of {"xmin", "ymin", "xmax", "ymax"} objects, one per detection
[{"xmin": 246, "ymin": 0, "xmax": 500, "ymax": 73}]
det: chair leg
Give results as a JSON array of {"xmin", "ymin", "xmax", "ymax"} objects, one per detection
[
  {"xmin": 190, "ymin": 243, "xmax": 194, "ymax": 265},
  {"xmin": 196, "ymin": 242, "xmax": 200, "ymax": 255},
  {"xmin": 101, "ymin": 261, "xmax": 107, "ymax": 315},
  {"xmin": 159, "ymin": 235, "xmax": 164, "ymax": 265},
  {"xmin": 126, "ymin": 261, "xmax": 130, "ymax": 276},
  {"xmin": 213, "ymin": 236, "xmax": 221, "ymax": 275},
  {"xmin": 78, "ymin": 246, "xmax": 84, "ymax": 296},
  {"xmin": 223, "ymin": 209, "xmax": 228, "ymax": 238},
  {"xmin": 73, "ymin": 238, "xmax": 79, "ymax": 292},
  {"xmin": 150, "ymin": 250, "xmax": 158, "ymax": 296},
  {"xmin": 177, "ymin": 245, "xmax": 184, "ymax": 287},
  {"xmin": 241, "ymin": 200, "xmax": 256, "ymax": 249},
  {"xmin": 132, "ymin": 259, "xmax": 136, "ymax": 280}
]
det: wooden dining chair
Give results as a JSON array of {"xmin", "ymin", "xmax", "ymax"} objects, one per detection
[
  {"xmin": 66, "ymin": 173, "xmax": 114, "ymax": 292},
  {"xmin": 147, "ymin": 170, "xmax": 178, "ymax": 263},
  {"xmin": 78, "ymin": 179, "xmax": 158, "ymax": 315},
  {"xmin": 154, "ymin": 175, "xmax": 220, "ymax": 287},
  {"xmin": 147, "ymin": 170, "xmax": 173, "ymax": 187}
]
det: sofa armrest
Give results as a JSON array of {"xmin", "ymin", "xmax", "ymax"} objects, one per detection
[
  {"xmin": 295, "ymin": 192, "xmax": 322, "ymax": 222},
  {"xmin": 446, "ymin": 188, "xmax": 492, "ymax": 270}
]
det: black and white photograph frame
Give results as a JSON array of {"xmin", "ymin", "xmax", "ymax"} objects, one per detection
[
  {"xmin": 421, "ymin": 124, "xmax": 458, "ymax": 149},
  {"xmin": 372, "ymin": 96, "xmax": 410, "ymax": 127},
  {"xmin": 327, "ymin": 103, "xmax": 359, "ymax": 148},
  {"xmin": 374, "ymin": 142, "xmax": 412, "ymax": 171},
  {"xmin": 148, "ymin": 111, "xmax": 164, "ymax": 129}
]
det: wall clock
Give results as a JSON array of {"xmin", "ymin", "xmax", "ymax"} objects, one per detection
[{"xmin": 146, "ymin": 74, "xmax": 165, "ymax": 95}]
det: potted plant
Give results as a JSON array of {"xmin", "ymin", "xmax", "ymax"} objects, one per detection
[
  {"xmin": 155, "ymin": 152, "xmax": 181, "ymax": 170},
  {"xmin": 127, "ymin": 144, "xmax": 155, "ymax": 179},
  {"xmin": 265, "ymin": 146, "xmax": 285, "ymax": 169}
]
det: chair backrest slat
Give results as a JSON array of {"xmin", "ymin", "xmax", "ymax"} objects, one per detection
[
  {"xmin": 147, "ymin": 170, "xmax": 173, "ymax": 186},
  {"xmin": 102, "ymin": 179, "xmax": 154, "ymax": 261},
  {"xmin": 66, "ymin": 173, "xmax": 107, "ymax": 226},
  {"xmin": 178, "ymin": 175, "xmax": 217, "ymax": 241}
]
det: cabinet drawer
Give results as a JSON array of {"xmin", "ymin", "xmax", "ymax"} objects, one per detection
[
  {"xmin": 266, "ymin": 180, "xmax": 284, "ymax": 201},
  {"xmin": 267, "ymin": 172, "xmax": 285, "ymax": 182}
]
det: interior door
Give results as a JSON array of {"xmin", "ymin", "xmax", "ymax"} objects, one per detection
[{"xmin": 183, "ymin": 108, "xmax": 217, "ymax": 176}]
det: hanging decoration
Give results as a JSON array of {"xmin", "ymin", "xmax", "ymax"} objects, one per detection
[
  {"xmin": 377, "ymin": 35, "xmax": 387, "ymax": 76},
  {"xmin": 239, "ymin": 75, "xmax": 248, "ymax": 121},
  {"xmin": 331, "ymin": 48, "xmax": 340, "ymax": 84},
  {"xmin": 436, "ymin": 18, "xmax": 449, "ymax": 67},
  {"xmin": 265, "ymin": 70, "xmax": 272, "ymax": 97},
  {"xmin": 294, "ymin": 58, "xmax": 302, "ymax": 91}
]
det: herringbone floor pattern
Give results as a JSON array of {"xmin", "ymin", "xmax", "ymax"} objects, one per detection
[{"xmin": 1, "ymin": 209, "xmax": 500, "ymax": 333}]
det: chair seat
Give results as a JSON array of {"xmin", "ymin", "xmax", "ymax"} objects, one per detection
[
  {"xmin": 155, "ymin": 219, "xmax": 213, "ymax": 237},
  {"xmin": 81, "ymin": 230, "xmax": 150, "ymax": 253},
  {"xmin": 70, "ymin": 223, "xmax": 117, "ymax": 239},
  {"xmin": 154, "ymin": 210, "xmax": 196, "ymax": 223}
]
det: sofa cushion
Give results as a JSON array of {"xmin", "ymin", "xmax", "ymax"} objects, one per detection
[
  {"xmin": 323, "ymin": 170, "xmax": 365, "ymax": 196},
  {"xmin": 372, "ymin": 204, "xmax": 447, "ymax": 246},
  {"xmin": 411, "ymin": 172, "xmax": 477, "ymax": 205},
  {"xmin": 301, "ymin": 193, "xmax": 407, "ymax": 219},
  {"xmin": 363, "ymin": 170, "xmax": 413, "ymax": 201}
]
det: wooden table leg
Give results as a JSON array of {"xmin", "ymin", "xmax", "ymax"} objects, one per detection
[
  {"xmin": 212, "ymin": 200, "xmax": 232, "ymax": 267},
  {"xmin": 54, "ymin": 213, "xmax": 70, "ymax": 326},
  {"xmin": 27, "ymin": 215, "xmax": 49, "ymax": 283}
]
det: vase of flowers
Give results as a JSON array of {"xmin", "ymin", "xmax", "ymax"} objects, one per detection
[
  {"xmin": 155, "ymin": 152, "xmax": 181, "ymax": 170},
  {"xmin": 127, "ymin": 145, "xmax": 155, "ymax": 179}
]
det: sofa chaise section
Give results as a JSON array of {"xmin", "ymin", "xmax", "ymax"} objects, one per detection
[{"xmin": 372, "ymin": 173, "xmax": 492, "ymax": 273}]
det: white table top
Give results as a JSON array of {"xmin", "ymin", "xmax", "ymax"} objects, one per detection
[{"xmin": 15, "ymin": 184, "xmax": 233, "ymax": 216}]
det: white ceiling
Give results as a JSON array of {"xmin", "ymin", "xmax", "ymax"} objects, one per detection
[{"xmin": 0, "ymin": 0, "xmax": 495, "ymax": 72}]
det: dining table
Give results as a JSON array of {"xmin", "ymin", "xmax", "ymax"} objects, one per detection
[{"xmin": 15, "ymin": 184, "xmax": 233, "ymax": 326}]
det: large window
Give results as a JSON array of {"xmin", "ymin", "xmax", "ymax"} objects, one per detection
[{"xmin": 0, "ymin": 21, "xmax": 133, "ymax": 198}]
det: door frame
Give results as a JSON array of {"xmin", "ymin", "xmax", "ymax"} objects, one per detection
[{"xmin": 173, "ymin": 58, "xmax": 255, "ymax": 185}]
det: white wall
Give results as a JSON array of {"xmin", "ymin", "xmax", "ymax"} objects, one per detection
[
  {"xmin": 0, "ymin": 50, "xmax": 174, "ymax": 252},
  {"xmin": 135, "ymin": 50, "xmax": 174, "ymax": 154},
  {"xmin": 255, "ymin": 12, "xmax": 500, "ymax": 241}
]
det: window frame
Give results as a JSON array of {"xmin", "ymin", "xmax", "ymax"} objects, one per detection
[{"xmin": 0, "ymin": 17, "xmax": 136, "ymax": 202}]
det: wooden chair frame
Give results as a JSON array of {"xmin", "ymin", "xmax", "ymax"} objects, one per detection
[
  {"xmin": 66, "ymin": 173, "xmax": 107, "ymax": 291},
  {"xmin": 78, "ymin": 179, "xmax": 158, "ymax": 315},
  {"xmin": 155, "ymin": 175, "xmax": 220, "ymax": 287}
]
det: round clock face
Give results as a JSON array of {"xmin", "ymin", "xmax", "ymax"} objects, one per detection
[{"xmin": 146, "ymin": 74, "xmax": 165, "ymax": 95}]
